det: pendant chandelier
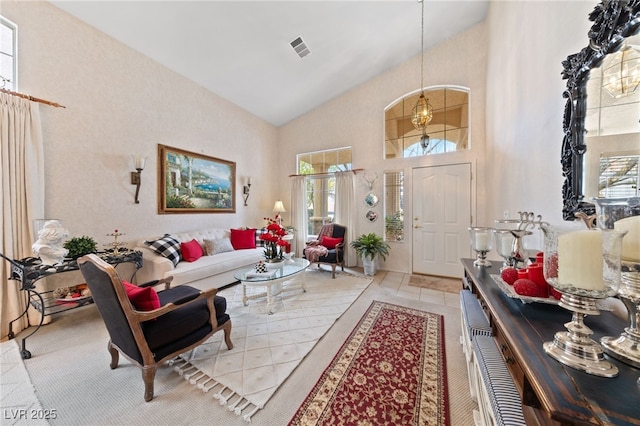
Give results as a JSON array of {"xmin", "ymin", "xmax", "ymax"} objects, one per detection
[
  {"xmin": 411, "ymin": 0, "xmax": 433, "ymax": 132},
  {"xmin": 602, "ymin": 43, "xmax": 640, "ymax": 99}
]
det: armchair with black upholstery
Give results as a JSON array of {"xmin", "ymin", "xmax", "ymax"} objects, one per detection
[
  {"xmin": 303, "ymin": 224, "xmax": 346, "ymax": 278},
  {"xmin": 77, "ymin": 253, "xmax": 233, "ymax": 402}
]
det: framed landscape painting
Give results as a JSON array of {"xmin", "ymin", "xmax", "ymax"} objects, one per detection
[{"xmin": 158, "ymin": 144, "xmax": 236, "ymax": 214}]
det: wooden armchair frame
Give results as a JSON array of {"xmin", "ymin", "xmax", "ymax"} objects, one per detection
[{"xmin": 78, "ymin": 254, "xmax": 233, "ymax": 401}]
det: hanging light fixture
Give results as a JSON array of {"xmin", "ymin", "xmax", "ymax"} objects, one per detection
[
  {"xmin": 411, "ymin": 0, "xmax": 433, "ymax": 133},
  {"xmin": 420, "ymin": 133, "xmax": 430, "ymax": 150},
  {"xmin": 602, "ymin": 43, "xmax": 640, "ymax": 99}
]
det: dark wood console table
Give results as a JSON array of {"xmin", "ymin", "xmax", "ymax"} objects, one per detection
[
  {"xmin": 461, "ymin": 258, "xmax": 639, "ymax": 426},
  {"xmin": 1, "ymin": 250, "xmax": 142, "ymax": 359}
]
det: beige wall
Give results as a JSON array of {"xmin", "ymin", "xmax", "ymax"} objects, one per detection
[
  {"xmin": 278, "ymin": 22, "xmax": 488, "ymax": 273},
  {"xmin": 2, "ymin": 1, "xmax": 278, "ymax": 249},
  {"xmin": 278, "ymin": 0, "xmax": 597, "ymax": 272},
  {"xmin": 3, "ymin": 1, "xmax": 599, "ymax": 272},
  {"xmin": 485, "ymin": 0, "xmax": 594, "ymax": 251}
]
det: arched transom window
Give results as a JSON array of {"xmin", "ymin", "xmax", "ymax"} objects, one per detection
[{"xmin": 384, "ymin": 86, "xmax": 469, "ymax": 159}]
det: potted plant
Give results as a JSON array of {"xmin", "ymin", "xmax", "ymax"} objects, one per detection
[
  {"xmin": 259, "ymin": 217, "xmax": 288, "ymax": 267},
  {"xmin": 63, "ymin": 235, "xmax": 98, "ymax": 259},
  {"xmin": 350, "ymin": 233, "xmax": 390, "ymax": 276}
]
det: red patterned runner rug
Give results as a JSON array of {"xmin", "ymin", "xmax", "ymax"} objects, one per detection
[{"xmin": 289, "ymin": 301, "xmax": 449, "ymax": 426}]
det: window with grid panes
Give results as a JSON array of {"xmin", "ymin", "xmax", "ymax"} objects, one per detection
[
  {"xmin": 297, "ymin": 148, "xmax": 352, "ymax": 236},
  {"xmin": 384, "ymin": 171, "xmax": 404, "ymax": 242},
  {"xmin": 0, "ymin": 16, "xmax": 17, "ymax": 91},
  {"xmin": 385, "ymin": 87, "xmax": 469, "ymax": 159},
  {"xmin": 599, "ymin": 154, "xmax": 639, "ymax": 197}
]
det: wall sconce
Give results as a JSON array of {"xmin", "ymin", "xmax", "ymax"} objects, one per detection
[
  {"xmin": 243, "ymin": 177, "xmax": 252, "ymax": 206},
  {"xmin": 130, "ymin": 156, "xmax": 147, "ymax": 204}
]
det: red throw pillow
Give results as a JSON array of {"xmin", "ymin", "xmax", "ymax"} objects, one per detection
[
  {"xmin": 181, "ymin": 239, "xmax": 204, "ymax": 262},
  {"xmin": 230, "ymin": 228, "xmax": 257, "ymax": 249},
  {"xmin": 321, "ymin": 236, "xmax": 343, "ymax": 250},
  {"xmin": 122, "ymin": 281, "xmax": 160, "ymax": 311}
]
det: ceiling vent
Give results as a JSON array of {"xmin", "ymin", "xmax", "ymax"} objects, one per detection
[{"xmin": 290, "ymin": 36, "xmax": 311, "ymax": 59}]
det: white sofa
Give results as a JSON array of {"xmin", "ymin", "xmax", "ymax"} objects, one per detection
[{"xmin": 134, "ymin": 228, "xmax": 264, "ymax": 289}]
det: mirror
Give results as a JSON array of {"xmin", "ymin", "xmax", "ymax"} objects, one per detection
[
  {"xmin": 584, "ymin": 33, "xmax": 640, "ymax": 199},
  {"xmin": 384, "ymin": 170, "xmax": 404, "ymax": 242},
  {"xmin": 364, "ymin": 192, "xmax": 379, "ymax": 207},
  {"xmin": 366, "ymin": 210, "xmax": 378, "ymax": 222},
  {"xmin": 561, "ymin": 1, "xmax": 640, "ymax": 220}
]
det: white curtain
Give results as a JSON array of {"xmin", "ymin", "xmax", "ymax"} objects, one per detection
[
  {"xmin": 290, "ymin": 176, "xmax": 308, "ymax": 258},
  {"xmin": 335, "ymin": 171, "xmax": 357, "ymax": 267},
  {"xmin": 0, "ymin": 93, "xmax": 45, "ymax": 340}
]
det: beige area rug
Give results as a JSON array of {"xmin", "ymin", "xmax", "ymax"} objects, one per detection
[
  {"xmin": 0, "ymin": 340, "xmax": 49, "ymax": 426},
  {"xmin": 408, "ymin": 275, "xmax": 461, "ymax": 294},
  {"xmin": 173, "ymin": 269, "xmax": 372, "ymax": 422}
]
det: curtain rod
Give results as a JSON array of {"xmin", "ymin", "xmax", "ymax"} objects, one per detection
[
  {"xmin": 288, "ymin": 168, "xmax": 364, "ymax": 178},
  {"xmin": 0, "ymin": 88, "xmax": 66, "ymax": 108}
]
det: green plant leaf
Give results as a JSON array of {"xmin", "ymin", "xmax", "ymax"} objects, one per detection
[
  {"xmin": 349, "ymin": 233, "xmax": 391, "ymax": 261},
  {"xmin": 63, "ymin": 236, "xmax": 97, "ymax": 259}
]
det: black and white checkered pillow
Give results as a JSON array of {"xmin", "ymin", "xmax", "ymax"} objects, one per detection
[
  {"xmin": 145, "ymin": 234, "xmax": 181, "ymax": 266},
  {"xmin": 255, "ymin": 228, "xmax": 267, "ymax": 248}
]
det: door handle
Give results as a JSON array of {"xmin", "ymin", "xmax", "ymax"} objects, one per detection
[{"xmin": 413, "ymin": 224, "xmax": 422, "ymax": 228}]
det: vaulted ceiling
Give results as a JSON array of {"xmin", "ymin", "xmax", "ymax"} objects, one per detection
[{"xmin": 50, "ymin": 1, "xmax": 489, "ymax": 126}]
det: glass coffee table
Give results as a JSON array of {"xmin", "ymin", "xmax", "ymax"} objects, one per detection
[{"xmin": 234, "ymin": 258, "xmax": 310, "ymax": 314}]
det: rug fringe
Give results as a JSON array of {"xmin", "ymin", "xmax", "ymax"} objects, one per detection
[
  {"xmin": 173, "ymin": 363, "xmax": 197, "ymax": 377},
  {"xmin": 176, "ymin": 357, "xmax": 262, "ymax": 422},
  {"xmin": 215, "ymin": 387, "xmax": 234, "ymax": 405},
  {"xmin": 171, "ymin": 276, "xmax": 371, "ymax": 423},
  {"xmin": 243, "ymin": 405, "xmax": 260, "ymax": 423}
]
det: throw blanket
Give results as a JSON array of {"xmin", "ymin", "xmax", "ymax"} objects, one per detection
[
  {"xmin": 305, "ymin": 245, "xmax": 329, "ymax": 263},
  {"xmin": 318, "ymin": 223, "xmax": 334, "ymax": 240},
  {"xmin": 305, "ymin": 223, "xmax": 334, "ymax": 263}
]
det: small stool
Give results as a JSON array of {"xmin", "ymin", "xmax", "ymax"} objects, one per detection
[
  {"xmin": 473, "ymin": 336, "xmax": 526, "ymax": 426},
  {"xmin": 459, "ymin": 289, "xmax": 492, "ymax": 401}
]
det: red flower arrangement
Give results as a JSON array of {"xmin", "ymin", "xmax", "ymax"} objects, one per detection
[{"xmin": 260, "ymin": 216, "xmax": 288, "ymax": 261}]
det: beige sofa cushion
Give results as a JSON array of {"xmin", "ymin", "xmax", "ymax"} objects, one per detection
[
  {"xmin": 169, "ymin": 247, "xmax": 262, "ymax": 286},
  {"xmin": 135, "ymin": 228, "xmax": 264, "ymax": 288}
]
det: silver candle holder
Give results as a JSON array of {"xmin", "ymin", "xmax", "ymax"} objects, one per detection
[
  {"xmin": 600, "ymin": 260, "xmax": 640, "ymax": 368},
  {"xmin": 495, "ymin": 212, "xmax": 544, "ymax": 269},
  {"xmin": 541, "ymin": 223, "xmax": 626, "ymax": 377},
  {"xmin": 593, "ymin": 197, "xmax": 640, "ymax": 369},
  {"xmin": 494, "ymin": 229, "xmax": 516, "ymax": 271},
  {"xmin": 468, "ymin": 227, "xmax": 494, "ymax": 267}
]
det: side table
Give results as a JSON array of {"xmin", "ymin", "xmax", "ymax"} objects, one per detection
[{"xmin": 1, "ymin": 250, "xmax": 142, "ymax": 359}]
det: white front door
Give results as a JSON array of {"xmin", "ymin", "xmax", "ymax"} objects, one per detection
[{"xmin": 412, "ymin": 163, "xmax": 472, "ymax": 277}]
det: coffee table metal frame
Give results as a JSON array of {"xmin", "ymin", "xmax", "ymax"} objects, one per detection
[{"xmin": 234, "ymin": 258, "xmax": 310, "ymax": 314}]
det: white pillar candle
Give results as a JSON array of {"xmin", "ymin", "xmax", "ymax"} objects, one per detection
[
  {"xmin": 475, "ymin": 233, "xmax": 490, "ymax": 251},
  {"xmin": 558, "ymin": 229, "xmax": 604, "ymax": 291},
  {"xmin": 614, "ymin": 216, "xmax": 640, "ymax": 262}
]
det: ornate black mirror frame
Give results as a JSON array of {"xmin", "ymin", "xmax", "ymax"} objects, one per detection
[{"xmin": 561, "ymin": 0, "xmax": 640, "ymax": 220}]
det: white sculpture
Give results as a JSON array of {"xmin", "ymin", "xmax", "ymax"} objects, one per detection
[{"xmin": 32, "ymin": 220, "xmax": 69, "ymax": 265}]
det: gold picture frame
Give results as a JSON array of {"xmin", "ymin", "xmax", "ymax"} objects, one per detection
[{"xmin": 158, "ymin": 144, "xmax": 236, "ymax": 214}]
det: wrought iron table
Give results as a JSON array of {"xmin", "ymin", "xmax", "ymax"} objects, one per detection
[{"xmin": 1, "ymin": 250, "xmax": 142, "ymax": 359}]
